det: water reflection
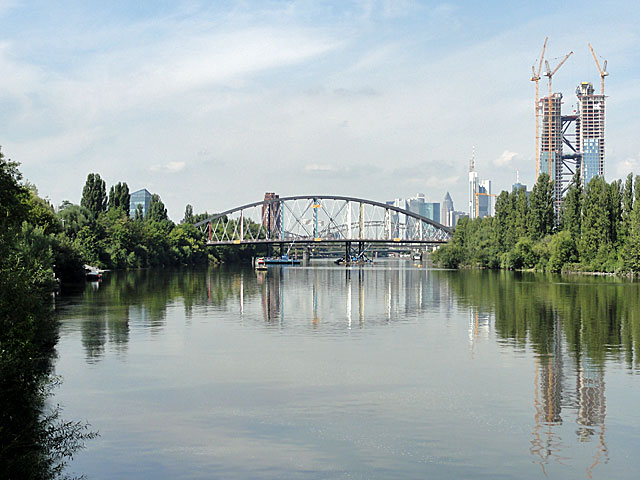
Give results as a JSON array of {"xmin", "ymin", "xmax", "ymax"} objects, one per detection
[
  {"xmin": 441, "ymin": 270, "xmax": 639, "ymax": 477},
  {"xmin": 56, "ymin": 264, "xmax": 640, "ymax": 478},
  {"xmin": 61, "ymin": 266, "xmax": 640, "ymax": 371}
]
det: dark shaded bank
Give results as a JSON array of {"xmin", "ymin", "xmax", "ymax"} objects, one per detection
[{"xmin": 1, "ymin": 149, "xmax": 96, "ymax": 479}]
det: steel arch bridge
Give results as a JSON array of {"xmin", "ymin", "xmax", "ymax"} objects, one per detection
[{"xmin": 195, "ymin": 195, "xmax": 452, "ymax": 246}]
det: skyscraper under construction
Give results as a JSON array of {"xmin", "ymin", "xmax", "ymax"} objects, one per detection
[
  {"xmin": 538, "ymin": 84, "xmax": 606, "ymax": 203},
  {"xmin": 534, "ymin": 42, "xmax": 607, "ymax": 216},
  {"xmin": 539, "ymin": 92, "xmax": 564, "ymax": 213},
  {"xmin": 576, "ymin": 82, "xmax": 606, "ymax": 186}
]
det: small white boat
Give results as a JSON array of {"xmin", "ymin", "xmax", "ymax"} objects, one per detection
[{"xmin": 84, "ymin": 265, "xmax": 103, "ymax": 281}]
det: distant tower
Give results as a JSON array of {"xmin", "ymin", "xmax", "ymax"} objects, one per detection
[
  {"xmin": 512, "ymin": 170, "xmax": 527, "ymax": 192},
  {"xmin": 576, "ymin": 82, "xmax": 605, "ymax": 186},
  {"xmin": 468, "ymin": 148, "xmax": 479, "ymax": 219},
  {"xmin": 441, "ymin": 192, "xmax": 454, "ymax": 227}
]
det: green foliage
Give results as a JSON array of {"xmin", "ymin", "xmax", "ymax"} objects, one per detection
[
  {"xmin": 548, "ymin": 230, "xmax": 577, "ymax": 272},
  {"xmin": 25, "ymin": 192, "xmax": 61, "ymax": 235},
  {"xmin": 528, "ymin": 173, "xmax": 555, "ymax": 240},
  {"xmin": 183, "ymin": 204, "xmax": 194, "ymax": 224},
  {"xmin": 0, "ymin": 148, "xmax": 29, "ymax": 232},
  {"xmin": 81, "ymin": 173, "xmax": 107, "ymax": 217},
  {"xmin": 58, "ymin": 202, "xmax": 94, "ymax": 239},
  {"xmin": 621, "ymin": 175, "xmax": 640, "ymax": 272},
  {"xmin": 560, "ymin": 171, "xmax": 583, "ymax": 242},
  {"xmin": 1, "ymin": 149, "xmax": 96, "ymax": 478},
  {"xmin": 108, "ymin": 181, "xmax": 130, "ymax": 213},
  {"xmin": 147, "ymin": 193, "xmax": 168, "ymax": 222},
  {"xmin": 580, "ymin": 176, "xmax": 612, "ymax": 266},
  {"xmin": 433, "ymin": 171, "xmax": 640, "ymax": 275}
]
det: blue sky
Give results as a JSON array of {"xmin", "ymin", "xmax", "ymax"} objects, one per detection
[{"xmin": 1, "ymin": 0, "xmax": 639, "ymax": 220}]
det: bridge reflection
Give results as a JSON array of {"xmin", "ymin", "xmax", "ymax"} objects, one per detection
[{"xmin": 226, "ymin": 261, "xmax": 443, "ymax": 329}]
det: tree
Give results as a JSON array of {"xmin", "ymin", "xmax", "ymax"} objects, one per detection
[
  {"xmin": 580, "ymin": 176, "xmax": 612, "ymax": 266},
  {"xmin": 620, "ymin": 173, "xmax": 634, "ymax": 242},
  {"xmin": 513, "ymin": 187, "xmax": 529, "ymax": 239},
  {"xmin": 81, "ymin": 173, "xmax": 107, "ymax": 217},
  {"xmin": 548, "ymin": 230, "xmax": 577, "ymax": 272},
  {"xmin": 528, "ymin": 173, "xmax": 555, "ymax": 240},
  {"xmin": 560, "ymin": 171, "xmax": 583, "ymax": 243},
  {"xmin": 183, "ymin": 204, "xmax": 194, "ymax": 224},
  {"xmin": 0, "ymin": 147, "xmax": 29, "ymax": 232},
  {"xmin": 621, "ymin": 176, "xmax": 640, "ymax": 271},
  {"xmin": 609, "ymin": 179, "xmax": 622, "ymax": 246},
  {"xmin": 134, "ymin": 204, "xmax": 144, "ymax": 222},
  {"xmin": 25, "ymin": 191, "xmax": 61, "ymax": 235},
  {"xmin": 493, "ymin": 190, "xmax": 515, "ymax": 252},
  {"xmin": 108, "ymin": 182, "xmax": 130, "ymax": 213},
  {"xmin": 57, "ymin": 203, "xmax": 94, "ymax": 239},
  {"xmin": 147, "ymin": 193, "xmax": 168, "ymax": 222}
]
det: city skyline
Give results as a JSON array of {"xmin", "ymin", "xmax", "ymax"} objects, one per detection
[{"xmin": 1, "ymin": 1, "xmax": 639, "ymax": 221}]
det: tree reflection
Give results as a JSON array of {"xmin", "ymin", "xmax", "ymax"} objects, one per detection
[
  {"xmin": 439, "ymin": 270, "xmax": 640, "ymax": 476},
  {"xmin": 1, "ymin": 303, "xmax": 97, "ymax": 479}
]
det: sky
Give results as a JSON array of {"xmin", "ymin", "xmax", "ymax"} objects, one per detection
[{"xmin": 1, "ymin": 0, "xmax": 640, "ymax": 222}]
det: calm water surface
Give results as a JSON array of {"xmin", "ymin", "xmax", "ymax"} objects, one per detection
[{"xmin": 54, "ymin": 260, "xmax": 640, "ymax": 479}]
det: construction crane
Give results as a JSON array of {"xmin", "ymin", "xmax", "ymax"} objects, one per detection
[
  {"xmin": 588, "ymin": 43, "xmax": 608, "ymax": 95},
  {"xmin": 531, "ymin": 37, "xmax": 548, "ymax": 178},
  {"xmin": 543, "ymin": 50, "xmax": 573, "ymax": 177}
]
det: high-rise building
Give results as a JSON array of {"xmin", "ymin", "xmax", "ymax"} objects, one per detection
[
  {"xmin": 451, "ymin": 211, "xmax": 467, "ymax": 227},
  {"xmin": 441, "ymin": 192, "xmax": 454, "ymax": 227},
  {"xmin": 469, "ymin": 152, "xmax": 479, "ymax": 219},
  {"xmin": 424, "ymin": 202, "xmax": 440, "ymax": 223},
  {"xmin": 129, "ymin": 188, "xmax": 152, "ymax": 218},
  {"xmin": 407, "ymin": 193, "xmax": 426, "ymax": 217},
  {"xmin": 468, "ymin": 151, "xmax": 492, "ymax": 219},
  {"xmin": 576, "ymin": 82, "xmax": 605, "ymax": 186},
  {"xmin": 512, "ymin": 170, "xmax": 527, "ymax": 193},
  {"xmin": 478, "ymin": 180, "xmax": 492, "ymax": 218},
  {"xmin": 539, "ymin": 92, "xmax": 564, "ymax": 213}
]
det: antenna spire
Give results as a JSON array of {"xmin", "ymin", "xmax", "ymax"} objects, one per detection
[{"xmin": 470, "ymin": 146, "xmax": 476, "ymax": 171}]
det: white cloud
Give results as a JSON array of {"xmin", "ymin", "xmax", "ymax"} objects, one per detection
[
  {"xmin": 494, "ymin": 150, "xmax": 519, "ymax": 167},
  {"xmin": 150, "ymin": 161, "xmax": 186, "ymax": 173},
  {"xmin": 305, "ymin": 163, "xmax": 337, "ymax": 172},
  {"xmin": 615, "ymin": 154, "xmax": 640, "ymax": 178}
]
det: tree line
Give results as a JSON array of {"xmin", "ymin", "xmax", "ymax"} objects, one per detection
[
  {"xmin": 7, "ymin": 163, "xmax": 266, "ymax": 284},
  {"xmin": 432, "ymin": 172, "xmax": 640, "ymax": 273}
]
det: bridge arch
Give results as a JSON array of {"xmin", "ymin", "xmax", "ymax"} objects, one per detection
[{"xmin": 195, "ymin": 195, "xmax": 452, "ymax": 245}]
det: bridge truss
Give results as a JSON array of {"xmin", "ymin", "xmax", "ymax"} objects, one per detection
[{"xmin": 195, "ymin": 195, "xmax": 452, "ymax": 246}]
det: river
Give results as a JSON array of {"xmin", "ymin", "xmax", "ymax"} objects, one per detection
[{"xmin": 53, "ymin": 259, "xmax": 640, "ymax": 479}]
